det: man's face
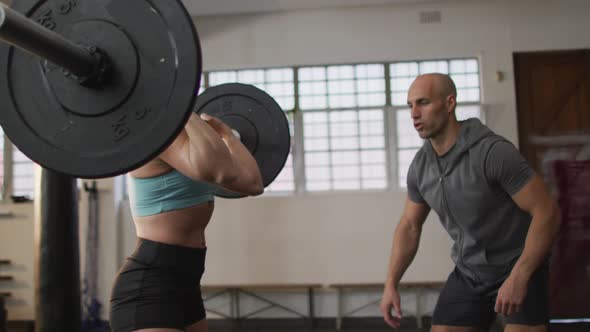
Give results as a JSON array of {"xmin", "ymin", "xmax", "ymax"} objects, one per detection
[{"xmin": 406, "ymin": 78, "xmax": 452, "ymax": 139}]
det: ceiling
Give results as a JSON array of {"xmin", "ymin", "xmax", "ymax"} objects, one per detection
[{"xmin": 182, "ymin": 0, "xmax": 444, "ymax": 16}]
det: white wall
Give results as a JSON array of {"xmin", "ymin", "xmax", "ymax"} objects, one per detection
[{"xmin": 1, "ymin": 0, "xmax": 589, "ymax": 322}]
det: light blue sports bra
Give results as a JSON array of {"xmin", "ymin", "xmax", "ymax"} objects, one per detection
[{"xmin": 128, "ymin": 170, "xmax": 216, "ymax": 217}]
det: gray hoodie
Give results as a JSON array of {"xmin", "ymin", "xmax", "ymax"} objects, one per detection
[{"xmin": 409, "ymin": 118, "xmax": 533, "ymax": 283}]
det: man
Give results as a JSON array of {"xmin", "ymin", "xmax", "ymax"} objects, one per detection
[{"xmin": 380, "ymin": 73, "xmax": 560, "ymax": 332}]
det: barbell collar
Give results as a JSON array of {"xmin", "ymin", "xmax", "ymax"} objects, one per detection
[{"xmin": 0, "ymin": 3, "xmax": 101, "ymax": 80}]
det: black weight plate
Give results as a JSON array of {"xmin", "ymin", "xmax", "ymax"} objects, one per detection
[
  {"xmin": 194, "ymin": 83, "xmax": 291, "ymax": 198},
  {"xmin": 0, "ymin": 0, "xmax": 202, "ymax": 178}
]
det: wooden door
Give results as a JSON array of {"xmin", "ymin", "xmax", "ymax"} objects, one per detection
[{"xmin": 514, "ymin": 50, "xmax": 590, "ymax": 319}]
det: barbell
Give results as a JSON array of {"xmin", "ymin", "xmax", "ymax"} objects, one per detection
[{"xmin": 0, "ymin": 0, "xmax": 290, "ymax": 190}]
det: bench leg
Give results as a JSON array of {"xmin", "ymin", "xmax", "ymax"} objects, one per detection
[
  {"xmin": 336, "ymin": 288, "xmax": 343, "ymax": 330},
  {"xmin": 232, "ymin": 288, "xmax": 241, "ymax": 321},
  {"xmin": 415, "ymin": 289, "xmax": 423, "ymax": 328},
  {"xmin": 308, "ymin": 287, "xmax": 315, "ymax": 328}
]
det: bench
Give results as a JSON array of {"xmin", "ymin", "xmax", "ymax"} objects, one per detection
[
  {"xmin": 329, "ymin": 281, "xmax": 444, "ymax": 330},
  {"xmin": 201, "ymin": 283, "xmax": 322, "ymax": 325}
]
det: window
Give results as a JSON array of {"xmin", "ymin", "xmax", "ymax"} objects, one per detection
[
  {"xmin": 0, "ymin": 128, "xmax": 36, "ymax": 201},
  {"xmin": 154, "ymin": 57, "xmax": 483, "ymax": 196},
  {"xmin": 392, "ymin": 58, "xmax": 482, "ymax": 188},
  {"xmin": 299, "ymin": 64, "xmax": 388, "ymax": 191},
  {"xmin": 12, "ymin": 146, "xmax": 35, "ymax": 199}
]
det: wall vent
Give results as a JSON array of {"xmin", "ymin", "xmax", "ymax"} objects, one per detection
[{"xmin": 419, "ymin": 10, "xmax": 442, "ymax": 24}]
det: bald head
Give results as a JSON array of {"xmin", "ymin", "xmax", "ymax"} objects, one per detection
[{"xmin": 411, "ymin": 73, "xmax": 457, "ymax": 100}]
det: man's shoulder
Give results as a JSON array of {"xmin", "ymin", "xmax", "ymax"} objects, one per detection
[
  {"xmin": 408, "ymin": 145, "xmax": 429, "ymax": 174},
  {"xmin": 471, "ymin": 134, "xmax": 511, "ymax": 153}
]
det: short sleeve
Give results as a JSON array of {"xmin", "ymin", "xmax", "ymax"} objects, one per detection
[
  {"xmin": 407, "ymin": 163, "xmax": 426, "ymax": 203},
  {"xmin": 485, "ymin": 141, "xmax": 535, "ymax": 195}
]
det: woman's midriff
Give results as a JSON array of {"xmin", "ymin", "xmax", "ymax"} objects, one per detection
[{"xmin": 133, "ymin": 201, "xmax": 214, "ymax": 248}]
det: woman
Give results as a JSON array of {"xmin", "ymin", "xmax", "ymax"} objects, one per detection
[{"xmin": 110, "ymin": 113, "xmax": 263, "ymax": 332}]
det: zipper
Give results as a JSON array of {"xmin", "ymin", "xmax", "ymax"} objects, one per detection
[{"xmin": 436, "ymin": 158, "xmax": 479, "ymax": 281}]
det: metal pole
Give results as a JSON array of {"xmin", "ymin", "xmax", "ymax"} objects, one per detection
[{"xmin": 0, "ymin": 3, "xmax": 98, "ymax": 78}]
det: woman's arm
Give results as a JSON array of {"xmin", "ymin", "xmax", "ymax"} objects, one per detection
[
  {"xmin": 159, "ymin": 113, "xmax": 263, "ymax": 196},
  {"xmin": 200, "ymin": 114, "xmax": 263, "ymax": 196}
]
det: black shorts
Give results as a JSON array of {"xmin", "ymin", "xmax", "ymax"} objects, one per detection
[
  {"xmin": 109, "ymin": 238, "xmax": 207, "ymax": 332},
  {"xmin": 432, "ymin": 265, "xmax": 548, "ymax": 330}
]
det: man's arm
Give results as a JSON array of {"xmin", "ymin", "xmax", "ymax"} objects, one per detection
[
  {"xmin": 495, "ymin": 174, "xmax": 560, "ymax": 316},
  {"xmin": 385, "ymin": 197, "xmax": 431, "ymax": 287},
  {"xmin": 485, "ymin": 140, "xmax": 561, "ymax": 316},
  {"xmin": 380, "ymin": 196, "xmax": 430, "ymax": 328},
  {"xmin": 509, "ymin": 174, "xmax": 560, "ymax": 281}
]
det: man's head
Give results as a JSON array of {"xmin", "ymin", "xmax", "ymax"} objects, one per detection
[{"xmin": 407, "ymin": 73, "xmax": 457, "ymax": 139}]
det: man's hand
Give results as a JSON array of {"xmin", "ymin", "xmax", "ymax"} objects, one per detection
[
  {"xmin": 380, "ymin": 285, "xmax": 403, "ymax": 328},
  {"xmin": 495, "ymin": 272, "xmax": 529, "ymax": 317}
]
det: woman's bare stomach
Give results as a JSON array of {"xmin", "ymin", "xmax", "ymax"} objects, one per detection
[{"xmin": 133, "ymin": 201, "xmax": 214, "ymax": 248}]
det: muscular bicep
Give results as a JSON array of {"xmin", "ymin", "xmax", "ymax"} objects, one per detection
[
  {"xmin": 401, "ymin": 196, "xmax": 431, "ymax": 229},
  {"xmin": 511, "ymin": 174, "xmax": 556, "ymax": 216}
]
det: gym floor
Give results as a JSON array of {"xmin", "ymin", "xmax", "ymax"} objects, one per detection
[{"xmin": 4, "ymin": 320, "xmax": 590, "ymax": 331}]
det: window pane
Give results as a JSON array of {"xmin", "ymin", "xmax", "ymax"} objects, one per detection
[
  {"xmin": 419, "ymin": 61, "xmax": 449, "ymax": 74},
  {"xmin": 398, "ymin": 148, "xmax": 420, "ymax": 189},
  {"xmin": 328, "ymin": 65, "xmax": 355, "ymax": 80},
  {"xmin": 356, "ymin": 64, "xmax": 384, "ymax": 78},
  {"xmin": 299, "ymin": 67, "xmax": 326, "ymax": 81},
  {"xmin": 307, "ymin": 166, "xmax": 331, "ymax": 180},
  {"xmin": 208, "ymin": 68, "xmax": 295, "ymax": 111},
  {"xmin": 331, "ymin": 151, "xmax": 360, "ymax": 165},
  {"xmin": 299, "ymin": 64, "xmax": 385, "ymax": 110},
  {"xmin": 266, "ymin": 68, "xmax": 293, "ymax": 82},
  {"xmin": 391, "ymin": 62, "xmax": 418, "ymax": 77},
  {"xmin": 264, "ymin": 154, "xmax": 294, "ymax": 193},
  {"xmin": 306, "ymin": 152, "xmax": 330, "ymax": 166},
  {"xmin": 305, "ymin": 138, "xmax": 330, "ymax": 151},
  {"xmin": 264, "ymin": 113, "xmax": 295, "ymax": 194},
  {"xmin": 12, "ymin": 146, "xmax": 35, "ymax": 199},
  {"xmin": 208, "ymin": 71, "xmax": 237, "ymax": 86},
  {"xmin": 238, "ymin": 70, "xmax": 265, "ymax": 84},
  {"xmin": 304, "ymin": 109, "xmax": 387, "ymax": 191},
  {"xmin": 362, "ymin": 164, "xmax": 387, "ymax": 178},
  {"xmin": 456, "ymin": 105, "xmax": 482, "ymax": 121},
  {"xmin": 391, "ymin": 58, "xmax": 480, "ymax": 107},
  {"xmin": 361, "ymin": 150, "xmax": 386, "ymax": 164}
]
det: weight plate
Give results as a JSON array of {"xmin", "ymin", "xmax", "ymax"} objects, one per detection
[
  {"xmin": 194, "ymin": 83, "xmax": 291, "ymax": 198},
  {"xmin": 0, "ymin": 0, "xmax": 202, "ymax": 178}
]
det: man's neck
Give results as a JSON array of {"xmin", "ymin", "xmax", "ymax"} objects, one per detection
[{"xmin": 430, "ymin": 121, "xmax": 461, "ymax": 156}]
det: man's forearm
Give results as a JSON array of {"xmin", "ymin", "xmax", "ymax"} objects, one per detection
[
  {"xmin": 512, "ymin": 203, "xmax": 560, "ymax": 279},
  {"xmin": 386, "ymin": 219, "xmax": 422, "ymax": 287}
]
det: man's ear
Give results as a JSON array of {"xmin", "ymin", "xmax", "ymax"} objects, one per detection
[{"xmin": 446, "ymin": 94, "xmax": 457, "ymax": 113}]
